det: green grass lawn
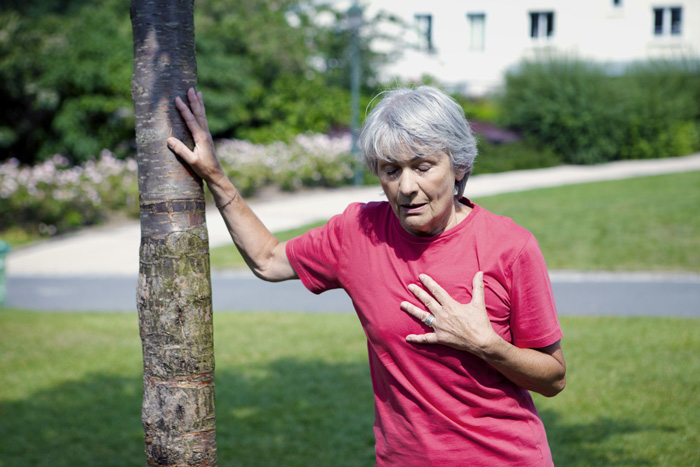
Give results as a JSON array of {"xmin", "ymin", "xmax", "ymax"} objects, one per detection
[
  {"xmin": 2, "ymin": 171, "xmax": 699, "ymax": 465},
  {"xmin": 0, "ymin": 311, "xmax": 698, "ymax": 466},
  {"xmin": 211, "ymin": 171, "xmax": 700, "ymax": 272},
  {"xmin": 474, "ymin": 171, "xmax": 700, "ymax": 272}
]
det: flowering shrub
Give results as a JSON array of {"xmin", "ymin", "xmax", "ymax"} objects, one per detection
[
  {"xmin": 217, "ymin": 132, "xmax": 355, "ymax": 195},
  {"xmin": 0, "ymin": 133, "xmax": 356, "ymax": 237},
  {"xmin": 0, "ymin": 152, "xmax": 139, "ymax": 236}
]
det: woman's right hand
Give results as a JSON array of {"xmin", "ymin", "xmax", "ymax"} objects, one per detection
[{"xmin": 167, "ymin": 88, "xmax": 226, "ymax": 186}]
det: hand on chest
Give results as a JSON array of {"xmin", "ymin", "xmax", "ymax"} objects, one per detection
[{"xmin": 346, "ymin": 255, "xmax": 512, "ymax": 347}]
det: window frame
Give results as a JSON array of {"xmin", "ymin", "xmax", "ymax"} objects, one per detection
[
  {"xmin": 467, "ymin": 13, "xmax": 486, "ymax": 52},
  {"xmin": 653, "ymin": 6, "xmax": 683, "ymax": 36},
  {"xmin": 529, "ymin": 11, "xmax": 555, "ymax": 39},
  {"xmin": 414, "ymin": 13, "xmax": 434, "ymax": 52}
]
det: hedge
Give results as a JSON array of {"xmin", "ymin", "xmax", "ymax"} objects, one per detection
[{"xmin": 500, "ymin": 57, "xmax": 700, "ymax": 164}]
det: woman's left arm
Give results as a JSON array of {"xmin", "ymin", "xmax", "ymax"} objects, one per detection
[
  {"xmin": 402, "ymin": 272, "xmax": 566, "ymax": 397},
  {"xmin": 482, "ymin": 339, "xmax": 565, "ymax": 398}
]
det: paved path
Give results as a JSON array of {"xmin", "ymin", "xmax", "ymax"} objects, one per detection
[
  {"xmin": 5, "ymin": 153, "xmax": 700, "ymax": 315},
  {"xmin": 7, "ymin": 270, "xmax": 700, "ymax": 317}
]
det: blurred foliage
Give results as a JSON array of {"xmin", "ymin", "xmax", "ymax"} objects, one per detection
[
  {"xmin": 4, "ymin": 1, "xmax": 698, "ymax": 169},
  {"xmin": 500, "ymin": 56, "xmax": 700, "ymax": 164},
  {"xmin": 0, "ymin": 0, "xmax": 134, "ymax": 164},
  {"xmin": 0, "ymin": 153, "xmax": 139, "ymax": 236},
  {"xmin": 474, "ymin": 139, "xmax": 562, "ymax": 175},
  {"xmin": 215, "ymin": 133, "xmax": 355, "ymax": 196},
  {"xmin": 0, "ymin": 0, "xmax": 396, "ymax": 164},
  {"xmin": 0, "ymin": 134, "xmax": 355, "ymax": 238},
  {"xmin": 615, "ymin": 60, "xmax": 700, "ymax": 160}
]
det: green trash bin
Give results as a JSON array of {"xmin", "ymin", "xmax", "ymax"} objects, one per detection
[{"xmin": 0, "ymin": 240, "xmax": 9, "ymax": 308}]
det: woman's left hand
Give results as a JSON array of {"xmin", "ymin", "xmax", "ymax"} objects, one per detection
[
  {"xmin": 403, "ymin": 271, "xmax": 567, "ymax": 397},
  {"xmin": 401, "ymin": 271, "xmax": 501, "ymax": 357}
]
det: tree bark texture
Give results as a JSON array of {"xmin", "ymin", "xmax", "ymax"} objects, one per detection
[{"xmin": 131, "ymin": 1, "xmax": 217, "ymax": 465}]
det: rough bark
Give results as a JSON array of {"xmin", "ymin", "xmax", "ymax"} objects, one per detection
[{"xmin": 131, "ymin": 1, "xmax": 217, "ymax": 465}]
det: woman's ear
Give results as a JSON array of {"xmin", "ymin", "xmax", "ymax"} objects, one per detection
[{"xmin": 454, "ymin": 169, "xmax": 470, "ymax": 197}]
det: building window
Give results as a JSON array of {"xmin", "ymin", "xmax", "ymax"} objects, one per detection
[
  {"xmin": 670, "ymin": 7, "xmax": 682, "ymax": 34},
  {"xmin": 467, "ymin": 13, "xmax": 485, "ymax": 51},
  {"xmin": 654, "ymin": 8, "xmax": 664, "ymax": 34},
  {"xmin": 654, "ymin": 7, "xmax": 682, "ymax": 35},
  {"xmin": 415, "ymin": 14, "xmax": 433, "ymax": 51},
  {"xmin": 530, "ymin": 11, "xmax": 554, "ymax": 39}
]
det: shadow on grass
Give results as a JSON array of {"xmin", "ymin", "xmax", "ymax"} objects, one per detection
[
  {"xmin": 541, "ymin": 409, "xmax": 678, "ymax": 466},
  {"xmin": 0, "ymin": 374, "xmax": 144, "ymax": 466},
  {"xmin": 2, "ymin": 362, "xmax": 679, "ymax": 466},
  {"xmin": 0, "ymin": 358, "xmax": 375, "ymax": 467}
]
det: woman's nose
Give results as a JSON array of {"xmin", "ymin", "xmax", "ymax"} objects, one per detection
[{"xmin": 398, "ymin": 170, "xmax": 418, "ymax": 196}]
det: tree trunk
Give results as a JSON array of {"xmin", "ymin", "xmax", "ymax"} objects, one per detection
[{"xmin": 130, "ymin": 1, "xmax": 217, "ymax": 465}]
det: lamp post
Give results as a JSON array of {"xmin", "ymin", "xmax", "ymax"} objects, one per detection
[{"xmin": 348, "ymin": 3, "xmax": 363, "ymax": 185}]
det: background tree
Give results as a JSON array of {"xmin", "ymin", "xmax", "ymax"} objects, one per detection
[
  {"xmin": 131, "ymin": 0, "xmax": 217, "ymax": 465},
  {"xmin": 0, "ymin": 0, "xmax": 134, "ymax": 163},
  {"xmin": 1, "ymin": 0, "xmax": 394, "ymax": 165}
]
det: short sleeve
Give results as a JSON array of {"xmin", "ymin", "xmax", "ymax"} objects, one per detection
[
  {"xmin": 286, "ymin": 211, "xmax": 346, "ymax": 294},
  {"xmin": 508, "ymin": 235, "xmax": 562, "ymax": 348}
]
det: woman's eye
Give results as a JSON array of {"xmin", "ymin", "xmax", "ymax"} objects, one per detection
[{"xmin": 416, "ymin": 164, "xmax": 431, "ymax": 173}]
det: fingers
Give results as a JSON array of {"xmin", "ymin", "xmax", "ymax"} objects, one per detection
[
  {"xmin": 400, "ymin": 300, "xmax": 433, "ymax": 325},
  {"xmin": 471, "ymin": 271, "xmax": 485, "ymax": 307},
  {"xmin": 402, "ymin": 285, "xmax": 438, "ymax": 345},
  {"xmin": 407, "ymin": 282, "xmax": 441, "ymax": 312},
  {"xmin": 418, "ymin": 274, "xmax": 451, "ymax": 304},
  {"xmin": 175, "ymin": 94, "xmax": 201, "ymax": 133},
  {"xmin": 406, "ymin": 332, "xmax": 439, "ymax": 345},
  {"xmin": 175, "ymin": 88, "xmax": 210, "ymax": 140},
  {"xmin": 187, "ymin": 88, "xmax": 210, "ymax": 133},
  {"xmin": 409, "ymin": 272, "xmax": 485, "ymax": 309},
  {"xmin": 402, "ymin": 271, "xmax": 488, "ymax": 349},
  {"xmin": 166, "ymin": 137, "xmax": 194, "ymax": 163}
]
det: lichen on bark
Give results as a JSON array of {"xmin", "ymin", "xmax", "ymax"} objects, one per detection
[{"xmin": 138, "ymin": 224, "xmax": 217, "ymax": 466}]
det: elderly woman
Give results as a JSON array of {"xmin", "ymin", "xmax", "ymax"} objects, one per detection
[{"xmin": 168, "ymin": 86, "xmax": 566, "ymax": 466}]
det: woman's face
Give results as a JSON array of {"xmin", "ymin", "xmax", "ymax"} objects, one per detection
[{"xmin": 378, "ymin": 151, "xmax": 466, "ymax": 237}]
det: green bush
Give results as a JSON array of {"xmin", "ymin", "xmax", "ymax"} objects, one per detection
[
  {"xmin": 474, "ymin": 139, "xmax": 562, "ymax": 175},
  {"xmin": 501, "ymin": 56, "xmax": 700, "ymax": 164},
  {"xmin": 616, "ymin": 60, "xmax": 700, "ymax": 160},
  {"xmin": 0, "ymin": 2, "xmax": 135, "ymax": 164},
  {"xmin": 500, "ymin": 58, "xmax": 623, "ymax": 164},
  {"xmin": 1, "ymin": 0, "xmax": 392, "ymax": 165},
  {"xmin": 453, "ymin": 94, "xmax": 502, "ymax": 124}
]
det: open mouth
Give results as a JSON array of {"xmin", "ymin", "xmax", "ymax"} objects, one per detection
[{"xmin": 400, "ymin": 203, "xmax": 427, "ymax": 214}]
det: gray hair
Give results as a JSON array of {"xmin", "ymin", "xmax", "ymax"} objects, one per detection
[{"xmin": 359, "ymin": 86, "xmax": 478, "ymax": 198}]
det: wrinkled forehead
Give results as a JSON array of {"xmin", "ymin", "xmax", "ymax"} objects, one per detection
[{"xmin": 371, "ymin": 128, "xmax": 437, "ymax": 163}]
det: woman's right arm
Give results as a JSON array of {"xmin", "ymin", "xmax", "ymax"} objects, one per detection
[{"xmin": 167, "ymin": 88, "xmax": 298, "ymax": 282}]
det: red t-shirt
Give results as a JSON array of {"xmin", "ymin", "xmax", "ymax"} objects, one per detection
[{"xmin": 287, "ymin": 200, "xmax": 562, "ymax": 466}]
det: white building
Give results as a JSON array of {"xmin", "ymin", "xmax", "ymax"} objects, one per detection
[{"xmin": 358, "ymin": 0, "xmax": 700, "ymax": 95}]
